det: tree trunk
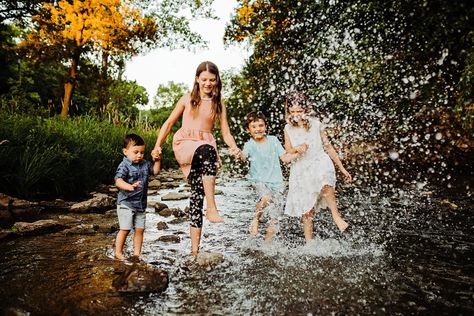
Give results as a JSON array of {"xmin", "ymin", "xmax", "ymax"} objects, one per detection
[
  {"xmin": 99, "ymin": 50, "xmax": 109, "ymax": 114},
  {"xmin": 60, "ymin": 51, "xmax": 80, "ymax": 118}
]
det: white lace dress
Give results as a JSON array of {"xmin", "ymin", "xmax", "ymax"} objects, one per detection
[{"xmin": 284, "ymin": 117, "xmax": 336, "ymax": 217}]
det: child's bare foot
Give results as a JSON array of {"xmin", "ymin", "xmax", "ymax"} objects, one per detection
[
  {"xmin": 205, "ymin": 208, "xmax": 224, "ymax": 223},
  {"xmin": 249, "ymin": 218, "xmax": 259, "ymax": 236},
  {"xmin": 335, "ymin": 218, "xmax": 349, "ymax": 232},
  {"xmin": 114, "ymin": 253, "xmax": 125, "ymax": 261},
  {"xmin": 191, "ymin": 251, "xmax": 199, "ymax": 257}
]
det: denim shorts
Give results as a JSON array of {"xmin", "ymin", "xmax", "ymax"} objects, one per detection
[
  {"xmin": 251, "ymin": 182, "xmax": 284, "ymax": 221},
  {"xmin": 117, "ymin": 204, "xmax": 146, "ymax": 230}
]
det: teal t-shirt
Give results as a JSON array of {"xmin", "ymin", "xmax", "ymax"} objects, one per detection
[{"xmin": 243, "ymin": 135, "xmax": 285, "ymax": 192}]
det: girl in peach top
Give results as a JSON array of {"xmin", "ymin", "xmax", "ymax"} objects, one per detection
[{"xmin": 152, "ymin": 61, "xmax": 241, "ymax": 256}]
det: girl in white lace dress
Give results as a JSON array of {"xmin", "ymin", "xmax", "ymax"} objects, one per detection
[{"xmin": 283, "ymin": 92, "xmax": 352, "ymax": 242}]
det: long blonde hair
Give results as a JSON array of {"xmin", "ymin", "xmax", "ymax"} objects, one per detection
[{"xmin": 190, "ymin": 61, "xmax": 222, "ymax": 116}]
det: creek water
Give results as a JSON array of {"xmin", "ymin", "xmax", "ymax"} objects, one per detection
[{"xmin": 127, "ymin": 175, "xmax": 472, "ymax": 315}]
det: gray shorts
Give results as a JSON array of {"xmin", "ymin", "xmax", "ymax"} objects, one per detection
[
  {"xmin": 251, "ymin": 182, "xmax": 284, "ymax": 221},
  {"xmin": 117, "ymin": 204, "xmax": 146, "ymax": 230}
]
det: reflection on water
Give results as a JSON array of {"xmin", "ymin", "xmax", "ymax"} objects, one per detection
[{"xmin": 129, "ymin": 176, "xmax": 473, "ymax": 315}]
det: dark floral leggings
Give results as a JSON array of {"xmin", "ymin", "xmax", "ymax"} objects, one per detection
[{"xmin": 188, "ymin": 144, "xmax": 218, "ymax": 228}]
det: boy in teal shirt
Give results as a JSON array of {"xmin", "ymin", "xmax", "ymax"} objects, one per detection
[{"xmin": 240, "ymin": 111, "xmax": 301, "ymax": 240}]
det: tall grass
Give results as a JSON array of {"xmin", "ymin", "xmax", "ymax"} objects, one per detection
[{"xmin": 0, "ymin": 113, "xmax": 176, "ymax": 199}]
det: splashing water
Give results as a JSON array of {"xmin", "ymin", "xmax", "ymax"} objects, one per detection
[{"xmin": 127, "ymin": 174, "xmax": 472, "ymax": 315}]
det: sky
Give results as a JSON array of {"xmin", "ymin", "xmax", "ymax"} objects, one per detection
[{"xmin": 124, "ymin": 1, "xmax": 250, "ymax": 108}]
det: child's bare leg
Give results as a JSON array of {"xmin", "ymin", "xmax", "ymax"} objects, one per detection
[
  {"xmin": 321, "ymin": 185, "xmax": 349, "ymax": 232},
  {"xmin": 264, "ymin": 219, "xmax": 278, "ymax": 241},
  {"xmin": 133, "ymin": 228, "xmax": 144, "ymax": 257},
  {"xmin": 202, "ymin": 175, "xmax": 223, "ymax": 223},
  {"xmin": 114, "ymin": 229, "xmax": 130, "ymax": 260},
  {"xmin": 250, "ymin": 195, "xmax": 271, "ymax": 236},
  {"xmin": 302, "ymin": 209, "xmax": 315, "ymax": 242},
  {"xmin": 190, "ymin": 226, "xmax": 202, "ymax": 256}
]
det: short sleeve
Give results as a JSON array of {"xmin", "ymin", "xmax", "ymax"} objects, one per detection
[
  {"xmin": 270, "ymin": 136, "xmax": 285, "ymax": 157},
  {"xmin": 243, "ymin": 141, "xmax": 252, "ymax": 158},
  {"xmin": 114, "ymin": 162, "xmax": 128, "ymax": 180}
]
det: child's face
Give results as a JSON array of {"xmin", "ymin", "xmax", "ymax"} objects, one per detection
[
  {"xmin": 123, "ymin": 144, "xmax": 145, "ymax": 164},
  {"xmin": 196, "ymin": 70, "xmax": 217, "ymax": 96},
  {"xmin": 288, "ymin": 105, "xmax": 305, "ymax": 122},
  {"xmin": 247, "ymin": 119, "xmax": 266, "ymax": 141}
]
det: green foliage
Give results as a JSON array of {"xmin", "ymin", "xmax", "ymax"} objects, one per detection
[
  {"xmin": 153, "ymin": 81, "xmax": 188, "ymax": 108},
  {"xmin": 0, "ymin": 113, "xmax": 176, "ymax": 199}
]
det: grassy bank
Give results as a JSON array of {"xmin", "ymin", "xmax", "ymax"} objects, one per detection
[{"xmin": 0, "ymin": 113, "xmax": 176, "ymax": 199}]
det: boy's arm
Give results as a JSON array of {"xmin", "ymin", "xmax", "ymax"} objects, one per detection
[
  {"xmin": 152, "ymin": 159, "xmax": 161, "ymax": 175},
  {"xmin": 280, "ymin": 151, "xmax": 300, "ymax": 163},
  {"xmin": 115, "ymin": 178, "xmax": 138, "ymax": 191}
]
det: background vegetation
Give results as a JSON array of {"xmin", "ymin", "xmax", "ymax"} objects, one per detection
[{"xmin": 0, "ymin": 0, "xmax": 472, "ymax": 199}]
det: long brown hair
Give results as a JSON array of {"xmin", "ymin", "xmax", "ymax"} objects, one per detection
[
  {"xmin": 190, "ymin": 61, "xmax": 222, "ymax": 115},
  {"xmin": 285, "ymin": 92, "xmax": 312, "ymax": 130}
]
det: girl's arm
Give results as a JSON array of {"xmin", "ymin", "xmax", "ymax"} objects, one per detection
[
  {"xmin": 151, "ymin": 94, "xmax": 186, "ymax": 159},
  {"xmin": 280, "ymin": 151, "xmax": 301, "ymax": 163},
  {"xmin": 218, "ymin": 101, "xmax": 241, "ymax": 158},
  {"xmin": 321, "ymin": 128, "xmax": 352, "ymax": 182},
  {"xmin": 284, "ymin": 128, "xmax": 308, "ymax": 155},
  {"xmin": 284, "ymin": 129, "xmax": 297, "ymax": 153}
]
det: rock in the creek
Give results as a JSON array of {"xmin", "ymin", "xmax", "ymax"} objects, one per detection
[
  {"xmin": 168, "ymin": 217, "xmax": 187, "ymax": 224},
  {"xmin": 157, "ymin": 221, "xmax": 168, "ymax": 230},
  {"xmin": 160, "ymin": 182, "xmax": 180, "ymax": 189},
  {"xmin": 158, "ymin": 208, "xmax": 173, "ymax": 217},
  {"xmin": 161, "ymin": 192, "xmax": 189, "ymax": 201},
  {"xmin": 0, "ymin": 193, "xmax": 43, "ymax": 219},
  {"xmin": 195, "ymin": 252, "xmax": 224, "ymax": 268},
  {"xmin": 440, "ymin": 199, "xmax": 458, "ymax": 209},
  {"xmin": 12, "ymin": 219, "xmax": 66, "ymax": 235},
  {"xmin": 148, "ymin": 179, "xmax": 161, "ymax": 189},
  {"xmin": 172, "ymin": 208, "xmax": 186, "ymax": 217},
  {"xmin": 70, "ymin": 193, "xmax": 115, "ymax": 213},
  {"xmin": 157, "ymin": 235, "xmax": 181, "ymax": 243},
  {"xmin": 153, "ymin": 202, "xmax": 169, "ymax": 212},
  {"xmin": 112, "ymin": 263, "xmax": 168, "ymax": 293}
]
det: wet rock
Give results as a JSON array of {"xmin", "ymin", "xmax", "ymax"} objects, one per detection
[
  {"xmin": 2, "ymin": 307, "xmax": 30, "ymax": 316},
  {"xmin": 0, "ymin": 209, "xmax": 12, "ymax": 222},
  {"xmin": 215, "ymin": 189, "xmax": 223, "ymax": 195},
  {"xmin": 0, "ymin": 229, "xmax": 14, "ymax": 240},
  {"xmin": 160, "ymin": 182, "xmax": 180, "ymax": 189},
  {"xmin": 157, "ymin": 221, "xmax": 168, "ymax": 230},
  {"xmin": 168, "ymin": 217, "xmax": 188, "ymax": 224},
  {"xmin": 440, "ymin": 199, "xmax": 458, "ymax": 209},
  {"xmin": 153, "ymin": 202, "xmax": 169, "ymax": 212},
  {"xmin": 161, "ymin": 192, "xmax": 189, "ymax": 201},
  {"xmin": 158, "ymin": 208, "xmax": 173, "ymax": 217},
  {"xmin": 147, "ymin": 189, "xmax": 159, "ymax": 195},
  {"xmin": 37, "ymin": 199, "xmax": 73, "ymax": 210},
  {"xmin": 172, "ymin": 208, "xmax": 186, "ymax": 217},
  {"xmin": 148, "ymin": 179, "xmax": 161, "ymax": 188},
  {"xmin": 0, "ymin": 193, "xmax": 44, "ymax": 220},
  {"xmin": 157, "ymin": 235, "xmax": 181, "ymax": 243},
  {"xmin": 112, "ymin": 263, "xmax": 169, "ymax": 293},
  {"xmin": 70, "ymin": 193, "xmax": 115, "ymax": 213},
  {"xmin": 12, "ymin": 219, "xmax": 66, "ymax": 235},
  {"xmin": 194, "ymin": 252, "xmax": 224, "ymax": 268}
]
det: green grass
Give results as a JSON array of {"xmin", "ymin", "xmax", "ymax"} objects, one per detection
[{"xmin": 0, "ymin": 113, "xmax": 177, "ymax": 199}]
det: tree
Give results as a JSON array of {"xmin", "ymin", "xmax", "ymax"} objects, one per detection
[
  {"xmin": 20, "ymin": 0, "xmax": 212, "ymax": 117},
  {"xmin": 153, "ymin": 81, "xmax": 188, "ymax": 108}
]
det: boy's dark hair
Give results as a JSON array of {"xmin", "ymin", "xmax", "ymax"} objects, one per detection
[
  {"xmin": 245, "ymin": 111, "xmax": 266, "ymax": 128},
  {"xmin": 123, "ymin": 133, "xmax": 145, "ymax": 148}
]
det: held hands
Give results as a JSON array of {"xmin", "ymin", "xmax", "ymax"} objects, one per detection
[
  {"xmin": 151, "ymin": 146, "xmax": 162, "ymax": 162},
  {"xmin": 296, "ymin": 143, "xmax": 309, "ymax": 156},
  {"xmin": 229, "ymin": 147, "xmax": 243, "ymax": 160}
]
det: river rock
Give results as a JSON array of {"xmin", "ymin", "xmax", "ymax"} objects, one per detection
[
  {"xmin": 158, "ymin": 208, "xmax": 173, "ymax": 217},
  {"xmin": 157, "ymin": 235, "xmax": 181, "ymax": 243},
  {"xmin": 156, "ymin": 221, "xmax": 168, "ymax": 230},
  {"xmin": 172, "ymin": 208, "xmax": 186, "ymax": 217},
  {"xmin": 161, "ymin": 192, "xmax": 189, "ymax": 201},
  {"xmin": 12, "ymin": 219, "xmax": 66, "ymax": 235},
  {"xmin": 112, "ymin": 263, "xmax": 169, "ymax": 293},
  {"xmin": 195, "ymin": 252, "xmax": 225, "ymax": 268},
  {"xmin": 168, "ymin": 217, "xmax": 187, "ymax": 224},
  {"xmin": 160, "ymin": 182, "xmax": 180, "ymax": 189},
  {"xmin": 70, "ymin": 193, "xmax": 115, "ymax": 213},
  {"xmin": 148, "ymin": 179, "xmax": 161, "ymax": 189},
  {"xmin": 153, "ymin": 202, "xmax": 168, "ymax": 212}
]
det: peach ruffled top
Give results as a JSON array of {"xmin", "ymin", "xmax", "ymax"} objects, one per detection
[{"xmin": 172, "ymin": 95, "xmax": 218, "ymax": 178}]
